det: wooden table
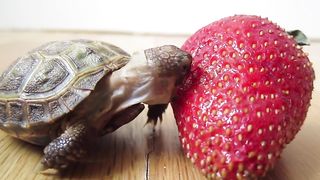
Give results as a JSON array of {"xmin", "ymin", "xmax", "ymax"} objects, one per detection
[{"xmin": 0, "ymin": 31, "xmax": 319, "ymax": 180}]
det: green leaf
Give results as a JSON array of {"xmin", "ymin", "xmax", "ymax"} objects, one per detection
[{"xmin": 287, "ymin": 30, "xmax": 310, "ymax": 46}]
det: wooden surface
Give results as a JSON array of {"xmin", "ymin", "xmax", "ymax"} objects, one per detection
[{"xmin": 0, "ymin": 31, "xmax": 319, "ymax": 180}]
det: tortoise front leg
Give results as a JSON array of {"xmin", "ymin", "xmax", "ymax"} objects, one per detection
[
  {"xmin": 42, "ymin": 122, "xmax": 93, "ymax": 169},
  {"xmin": 101, "ymin": 103, "xmax": 145, "ymax": 135}
]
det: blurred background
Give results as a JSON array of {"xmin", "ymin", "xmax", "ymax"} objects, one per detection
[{"xmin": 0, "ymin": 0, "xmax": 319, "ymax": 39}]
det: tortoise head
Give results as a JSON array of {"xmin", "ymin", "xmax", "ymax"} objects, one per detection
[{"xmin": 144, "ymin": 45, "xmax": 192, "ymax": 84}]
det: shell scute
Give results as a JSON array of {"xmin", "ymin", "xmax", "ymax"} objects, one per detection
[
  {"xmin": 33, "ymin": 41, "xmax": 73, "ymax": 56},
  {"xmin": 0, "ymin": 57, "xmax": 39, "ymax": 95},
  {"xmin": 8, "ymin": 101, "xmax": 24, "ymax": 124},
  {"xmin": 0, "ymin": 101, "xmax": 6, "ymax": 123},
  {"xmin": 27, "ymin": 103, "xmax": 50, "ymax": 123},
  {"xmin": 61, "ymin": 88, "xmax": 90, "ymax": 111},
  {"xmin": 48, "ymin": 100, "xmax": 68, "ymax": 120},
  {"xmin": 24, "ymin": 58, "xmax": 70, "ymax": 94},
  {"xmin": 66, "ymin": 45, "xmax": 106, "ymax": 72},
  {"xmin": 74, "ymin": 69, "xmax": 106, "ymax": 90},
  {"xmin": 100, "ymin": 42, "xmax": 130, "ymax": 57}
]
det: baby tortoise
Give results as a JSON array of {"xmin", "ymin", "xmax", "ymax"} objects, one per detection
[{"xmin": 0, "ymin": 40, "xmax": 192, "ymax": 169}]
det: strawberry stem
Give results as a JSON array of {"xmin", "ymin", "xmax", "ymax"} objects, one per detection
[{"xmin": 287, "ymin": 30, "xmax": 310, "ymax": 46}]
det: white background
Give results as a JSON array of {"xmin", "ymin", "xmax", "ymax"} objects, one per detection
[{"xmin": 0, "ymin": 0, "xmax": 319, "ymax": 39}]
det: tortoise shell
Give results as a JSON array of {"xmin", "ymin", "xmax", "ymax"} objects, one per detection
[{"xmin": 0, "ymin": 40, "xmax": 130, "ymax": 128}]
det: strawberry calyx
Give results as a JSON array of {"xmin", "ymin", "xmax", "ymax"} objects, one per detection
[{"xmin": 287, "ymin": 30, "xmax": 310, "ymax": 46}]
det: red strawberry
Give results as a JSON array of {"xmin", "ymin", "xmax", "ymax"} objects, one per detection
[{"xmin": 172, "ymin": 15, "xmax": 315, "ymax": 179}]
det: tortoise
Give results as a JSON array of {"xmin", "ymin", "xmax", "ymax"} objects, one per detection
[{"xmin": 0, "ymin": 39, "xmax": 192, "ymax": 169}]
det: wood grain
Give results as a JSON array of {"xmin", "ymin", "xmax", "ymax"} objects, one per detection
[{"xmin": 0, "ymin": 31, "xmax": 319, "ymax": 180}]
